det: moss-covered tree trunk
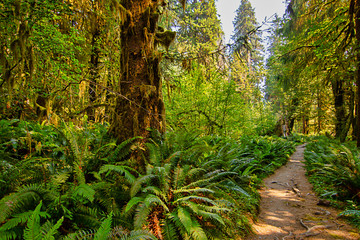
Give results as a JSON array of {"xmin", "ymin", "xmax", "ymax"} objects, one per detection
[
  {"xmin": 109, "ymin": 1, "xmax": 170, "ymax": 152},
  {"xmin": 355, "ymin": 0, "xmax": 360, "ymax": 147}
]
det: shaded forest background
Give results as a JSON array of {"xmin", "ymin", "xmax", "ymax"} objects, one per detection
[{"xmin": 2, "ymin": 0, "xmax": 360, "ymax": 239}]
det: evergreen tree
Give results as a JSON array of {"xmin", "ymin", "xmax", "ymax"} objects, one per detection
[{"xmin": 231, "ymin": 0, "xmax": 262, "ymax": 68}]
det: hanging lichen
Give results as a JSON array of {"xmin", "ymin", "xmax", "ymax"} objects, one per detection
[{"xmin": 155, "ymin": 30, "xmax": 176, "ymax": 51}]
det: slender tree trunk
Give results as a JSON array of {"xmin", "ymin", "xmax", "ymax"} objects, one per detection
[
  {"xmin": 109, "ymin": 1, "xmax": 170, "ymax": 164},
  {"xmin": 317, "ymin": 89, "xmax": 322, "ymax": 133},
  {"xmin": 353, "ymin": 104, "xmax": 358, "ymax": 140},
  {"xmin": 88, "ymin": 26, "xmax": 100, "ymax": 121},
  {"xmin": 289, "ymin": 117, "xmax": 295, "ymax": 133}
]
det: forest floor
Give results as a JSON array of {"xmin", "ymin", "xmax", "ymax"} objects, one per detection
[{"xmin": 246, "ymin": 144, "xmax": 360, "ymax": 240}]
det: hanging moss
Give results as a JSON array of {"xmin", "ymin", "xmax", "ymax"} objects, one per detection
[{"xmin": 155, "ymin": 30, "xmax": 176, "ymax": 51}]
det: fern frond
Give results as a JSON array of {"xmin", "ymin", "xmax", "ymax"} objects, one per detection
[
  {"xmin": 41, "ymin": 217, "xmax": 64, "ymax": 240},
  {"xmin": 173, "ymin": 187, "xmax": 214, "ymax": 195},
  {"xmin": 161, "ymin": 218, "xmax": 178, "ymax": 240},
  {"xmin": 73, "ymin": 162, "xmax": 86, "ymax": 185},
  {"xmin": 108, "ymin": 137, "xmax": 141, "ymax": 163},
  {"xmin": 130, "ymin": 174, "xmax": 157, "ymax": 197},
  {"xmin": 50, "ymin": 172, "xmax": 70, "ymax": 190},
  {"xmin": 146, "ymin": 142, "xmax": 162, "ymax": 166},
  {"xmin": 0, "ymin": 230, "xmax": 18, "ymax": 240},
  {"xmin": 219, "ymin": 180, "xmax": 250, "ymax": 197},
  {"xmin": 189, "ymin": 219, "xmax": 208, "ymax": 240},
  {"xmin": 0, "ymin": 210, "xmax": 49, "ymax": 232},
  {"xmin": 134, "ymin": 203, "xmax": 151, "ymax": 230},
  {"xmin": 339, "ymin": 210, "xmax": 360, "ymax": 217},
  {"xmin": 94, "ymin": 212, "xmax": 112, "ymax": 240},
  {"xmin": 23, "ymin": 201, "xmax": 42, "ymax": 240},
  {"xmin": 72, "ymin": 183, "xmax": 95, "ymax": 203},
  {"xmin": 62, "ymin": 229, "xmax": 96, "ymax": 240},
  {"xmin": 197, "ymin": 210, "xmax": 224, "ymax": 226},
  {"xmin": 72, "ymin": 205, "xmax": 102, "ymax": 228},
  {"xmin": 143, "ymin": 194, "xmax": 169, "ymax": 212},
  {"xmin": 127, "ymin": 229, "xmax": 158, "ymax": 240},
  {"xmin": 0, "ymin": 184, "xmax": 53, "ymax": 223},
  {"xmin": 99, "ymin": 164, "xmax": 137, "ymax": 184},
  {"xmin": 174, "ymin": 196, "xmax": 215, "ymax": 206},
  {"xmin": 177, "ymin": 206, "xmax": 192, "ymax": 235},
  {"xmin": 125, "ymin": 197, "xmax": 144, "ymax": 213},
  {"xmin": 143, "ymin": 186, "xmax": 167, "ymax": 202}
]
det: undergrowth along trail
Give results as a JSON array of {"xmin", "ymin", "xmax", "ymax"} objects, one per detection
[{"xmin": 247, "ymin": 144, "xmax": 360, "ymax": 240}]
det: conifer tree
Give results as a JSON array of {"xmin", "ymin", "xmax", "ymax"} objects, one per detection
[{"xmin": 231, "ymin": 0, "xmax": 262, "ymax": 69}]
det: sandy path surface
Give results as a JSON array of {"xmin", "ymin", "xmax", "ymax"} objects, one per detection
[{"xmin": 246, "ymin": 144, "xmax": 360, "ymax": 240}]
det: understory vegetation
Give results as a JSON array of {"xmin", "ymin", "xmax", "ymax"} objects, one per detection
[
  {"xmin": 304, "ymin": 138, "xmax": 360, "ymax": 227},
  {"xmin": 0, "ymin": 120, "xmax": 296, "ymax": 239},
  {"xmin": 3, "ymin": 0, "xmax": 360, "ymax": 238}
]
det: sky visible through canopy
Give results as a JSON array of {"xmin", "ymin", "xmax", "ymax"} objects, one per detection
[{"xmin": 216, "ymin": 0, "xmax": 287, "ymax": 43}]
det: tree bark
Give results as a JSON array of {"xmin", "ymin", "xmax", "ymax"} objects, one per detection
[
  {"xmin": 332, "ymin": 79, "xmax": 348, "ymax": 142},
  {"xmin": 317, "ymin": 88, "xmax": 322, "ymax": 133},
  {"xmin": 355, "ymin": 0, "xmax": 360, "ymax": 147},
  {"xmin": 88, "ymin": 24, "xmax": 100, "ymax": 121},
  {"xmin": 109, "ymin": 1, "xmax": 168, "ymax": 156}
]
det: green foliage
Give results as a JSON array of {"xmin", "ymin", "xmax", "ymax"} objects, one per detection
[
  {"xmin": 304, "ymin": 137, "xmax": 360, "ymax": 227},
  {"xmin": 122, "ymin": 130, "xmax": 295, "ymax": 239},
  {"xmin": 0, "ymin": 120, "xmax": 140, "ymax": 239},
  {"xmin": 0, "ymin": 121, "xmax": 296, "ymax": 239}
]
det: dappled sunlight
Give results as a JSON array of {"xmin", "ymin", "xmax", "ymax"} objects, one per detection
[{"xmin": 247, "ymin": 144, "xmax": 360, "ymax": 240}]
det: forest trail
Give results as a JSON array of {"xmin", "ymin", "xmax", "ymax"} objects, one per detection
[{"xmin": 246, "ymin": 144, "xmax": 360, "ymax": 240}]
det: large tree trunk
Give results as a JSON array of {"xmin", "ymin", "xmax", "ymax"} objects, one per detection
[
  {"xmin": 332, "ymin": 79, "xmax": 348, "ymax": 142},
  {"xmin": 355, "ymin": 0, "xmax": 360, "ymax": 147},
  {"xmin": 109, "ymin": 1, "xmax": 169, "ymax": 156}
]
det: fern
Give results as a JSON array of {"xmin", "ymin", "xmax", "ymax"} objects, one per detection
[
  {"xmin": 0, "ymin": 184, "xmax": 54, "ymax": 223},
  {"xmin": 161, "ymin": 218, "xmax": 178, "ymax": 240},
  {"xmin": 339, "ymin": 210, "xmax": 360, "ymax": 217},
  {"xmin": 109, "ymin": 227, "xmax": 157, "ymax": 240},
  {"xmin": 0, "ymin": 211, "xmax": 49, "ymax": 232},
  {"xmin": 130, "ymin": 174, "xmax": 157, "ymax": 197},
  {"xmin": 94, "ymin": 212, "xmax": 112, "ymax": 240},
  {"xmin": 133, "ymin": 203, "xmax": 151, "ymax": 229},
  {"xmin": 41, "ymin": 217, "xmax": 64, "ymax": 240},
  {"xmin": 23, "ymin": 201, "xmax": 42, "ymax": 240},
  {"xmin": 108, "ymin": 137, "xmax": 141, "ymax": 163},
  {"xmin": 177, "ymin": 207, "xmax": 193, "ymax": 235},
  {"xmin": 143, "ymin": 194, "xmax": 169, "ymax": 211},
  {"xmin": 62, "ymin": 229, "xmax": 96, "ymax": 240},
  {"xmin": 49, "ymin": 172, "xmax": 70, "ymax": 191},
  {"xmin": 189, "ymin": 220, "xmax": 208, "ymax": 240},
  {"xmin": 99, "ymin": 164, "xmax": 137, "ymax": 184},
  {"xmin": 72, "ymin": 183, "xmax": 96, "ymax": 203}
]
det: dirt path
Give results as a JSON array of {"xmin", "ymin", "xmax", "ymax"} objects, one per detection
[{"xmin": 246, "ymin": 144, "xmax": 360, "ymax": 240}]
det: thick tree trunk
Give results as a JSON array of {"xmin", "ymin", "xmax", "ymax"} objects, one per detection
[
  {"xmin": 109, "ymin": 1, "xmax": 168, "ymax": 154},
  {"xmin": 355, "ymin": 0, "xmax": 360, "ymax": 147},
  {"xmin": 332, "ymin": 79, "xmax": 348, "ymax": 142}
]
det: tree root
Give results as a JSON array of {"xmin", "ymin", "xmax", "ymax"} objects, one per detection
[
  {"xmin": 299, "ymin": 218, "xmax": 334, "ymax": 238},
  {"xmin": 282, "ymin": 232, "xmax": 293, "ymax": 240}
]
